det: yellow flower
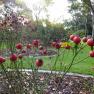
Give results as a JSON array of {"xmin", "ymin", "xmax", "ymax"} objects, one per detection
[{"xmin": 60, "ymin": 42, "xmax": 71, "ymax": 48}]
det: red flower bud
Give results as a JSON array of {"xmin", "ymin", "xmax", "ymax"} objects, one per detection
[
  {"xmin": 39, "ymin": 46, "xmax": 43, "ymax": 50},
  {"xmin": 87, "ymin": 39, "xmax": 94, "ymax": 47},
  {"xmin": 89, "ymin": 51, "xmax": 94, "ymax": 57},
  {"xmin": 52, "ymin": 42, "xmax": 56, "ymax": 47},
  {"xmin": 36, "ymin": 59, "xmax": 43, "ymax": 67},
  {"xmin": 0, "ymin": 56, "xmax": 6, "ymax": 64},
  {"xmin": 26, "ymin": 44, "xmax": 31, "ymax": 49},
  {"xmin": 65, "ymin": 45, "xmax": 71, "ymax": 49},
  {"xmin": 32, "ymin": 40, "xmax": 39, "ymax": 47},
  {"xmin": 43, "ymin": 49, "xmax": 47, "ymax": 55},
  {"xmin": 55, "ymin": 43, "xmax": 61, "ymax": 49},
  {"xmin": 22, "ymin": 50, "xmax": 26, "ymax": 53},
  {"xmin": 10, "ymin": 54, "xmax": 17, "ymax": 62},
  {"xmin": 18, "ymin": 54, "xmax": 23, "ymax": 59},
  {"xmin": 73, "ymin": 36, "xmax": 81, "ymax": 44},
  {"xmin": 70, "ymin": 35, "xmax": 75, "ymax": 41},
  {"xmin": 82, "ymin": 37, "xmax": 87, "ymax": 43},
  {"xmin": 16, "ymin": 43, "xmax": 23, "ymax": 50}
]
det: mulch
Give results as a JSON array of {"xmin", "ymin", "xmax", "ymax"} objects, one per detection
[{"xmin": 0, "ymin": 72, "xmax": 94, "ymax": 94}]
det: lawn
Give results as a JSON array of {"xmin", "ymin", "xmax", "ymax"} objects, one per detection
[
  {"xmin": 2, "ymin": 45, "xmax": 94, "ymax": 76},
  {"xmin": 42, "ymin": 46, "xmax": 94, "ymax": 75}
]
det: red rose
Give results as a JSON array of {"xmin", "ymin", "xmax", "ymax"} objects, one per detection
[
  {"xmin": 52, "ymin": 42, "xmax": 56, "ymax": 47},
  {"xmin": 70, "ymin": 35, "xmax": 75, "ymax": 41},
  {"xmin": 43, "ymin": 49, "xmax": 47, "ymax": 55},
  {"xmin": 10, "ymin": 54, "xmax": 17, "ymax": 62},
  {"xmin": 82, "ymin": 37, "xmax": 87, "ymax": 43},
  {"xmin": 65, "ymin": 45, "xmax": 71, "ymax": 49},
  {"xmin": 73, "ymin": 36, "xmax": 81, "ymax": 44},
  {"xmin": 36, "ymin": 59, "xmax": 43, "ymax": 67},
  {"xmin": 39, "ymin": 46, "xmax": 43, "ymax": 50},
  {"xmin": 87, "ymin": 39, "xmax": 94, "ymax": 46},
  {"xmin": 26, "ymin": 44, "xmax": 31, "ymax": 49},
  {"xmin": 32, "ymin": 40, "xmax": 39, "ymax": 47},
  {"xmin": 18, "ymin": 54, "xmax": 23, "ymax": 59},
  {"xmin": 0, "ymin": 56, "xmax": 6, "ymax": 64},
  {"xmin": 55, "ymin": 43, "xmax": 61, "ymax": 49},
  {"xmin": 16, "ymin": 43, "xmax": 23, "ymax": 50},
  {"xmin": 89, "ymin": 51, "xmax": 94, "ymax": 57},
  {"xmin": 22, "ymin": 50, "xmax": 26, "ymax": 53}
]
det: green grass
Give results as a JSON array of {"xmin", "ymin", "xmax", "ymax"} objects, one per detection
[
  {"xmin": 42, "ymin": 47, "xmax": 94, "ymax": 76},
  {"xmin": 2, "ymin": 46, "xmax": 94, "ymax": 76}
]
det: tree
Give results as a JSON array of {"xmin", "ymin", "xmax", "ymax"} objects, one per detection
[
  {"xmin": 82, "ymin": 0, "xmax": 94, "ymax": 38},
  {"xmin": 66, "ymin": 0, "xmax": 93, "ymax": 36}
]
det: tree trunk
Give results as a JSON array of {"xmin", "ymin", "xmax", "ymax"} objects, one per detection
[
  {"xmin": 92, "ymin": 14, "xmax": 94, "ymax": 38},
  {"xmin": 88, "ymin": 0, "xmax": 94, "ymax": 38}
]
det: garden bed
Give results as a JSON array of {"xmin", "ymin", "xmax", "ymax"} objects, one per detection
[
  {"xmin": 1, "ymin": 49, "xmax": 57, "ymax": 57},
  {"xmin": 0, "ymin": 71, "xmax": 94, "ymax": 94}
]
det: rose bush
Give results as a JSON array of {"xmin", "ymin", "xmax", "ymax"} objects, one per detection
[{"xmin": 0, "ymin": 11, "xmax": 94, "ymax": 93}]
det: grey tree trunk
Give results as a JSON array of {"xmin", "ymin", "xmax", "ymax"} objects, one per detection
[
  {"xmin": 92, "ymin": 3, "xmax": 94, "ymax": 39},
  {"xmin": 92, "ymin": 14, "xmax": 94, "ymax": 38}
]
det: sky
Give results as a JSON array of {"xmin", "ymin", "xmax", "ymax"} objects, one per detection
[{"xmin": 23, "ymin": 0, "xmax": 72, "ymax": 23}]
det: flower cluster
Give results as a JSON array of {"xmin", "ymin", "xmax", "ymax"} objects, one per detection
[
  {"xmin": 51, "ymin": 40, "xmax": 71, "ymax": 50},
  {"xmin": 70, "ymin": 35, "xmax": 94, "ymax": 57},
  {"xmin": 51, "ymin": 41, "xmax": 61, "ymax": 49},
  {"xmin": 60, "ymin": 42, "xmax": 71, "ymax": 49},
  {"xmin": 0, "ymin": 13, "xmax": 35, "ymax": 32},
  {"xmin": 0, "ymin": 39, "xmax": 47, "ymax": 68}
]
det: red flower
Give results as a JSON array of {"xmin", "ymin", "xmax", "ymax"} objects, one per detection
[
  {"xmin": 10, "ymin": 54, "xmax": 17, "ymax": 62},
  {"xmin": 82, "ymin": 37, "xmax": 87, "ymax": 43},
  {"xmin": 32, "ymin": 40, "xmax": 39, "ymax": 47},
  {"xmin": 89, "ymin": 51, "xmax": 94, "ymax": 57},
  {"xmin": 22, "ymin": 50, "xmax": 26, "ymax": 53},
  {"xmin": 26, "ymin": 44, "xmax": 31, "ymax": 49},
  {"xmin": 36, "ymin": 59, "xmax": 43, "ymax": 67},
  {"xmin": 55, "ymin": 43, "xmax": 61, "ymax": 49},
  {"xmin": 52, "ymin": 42, "xmax": 56, "ymax": 47},
  {"xmin": 43, "ymin": 49, "xmax": 47, "ymax": 55},
  {"xmin": 39, "ymin": 46, "xmax": 43, "ymax": 50},
  {"xmin": 73, "ymin": 36, "xmax": 81, "ymax": 44},
  {"xmin": 18, "ymin": 54, "xmax": 23, "ymax": 59},
  {"xmin": 16, "ymin": 43, "xmax": 23, "ymax": 50},
  {"xmin": 87, "ymin": 39, "xmax": 94, "ymax": 46},
  {"xmin": 70, "ymin": 35, "xmax": 75, "ymax": 41},
  {"xmin": 65, "ymin": 45, "xmax": 71, "ymax": 49},
  {"xmin": 0, "ymin": 56, "xmax": 6, "ymax": 64}
]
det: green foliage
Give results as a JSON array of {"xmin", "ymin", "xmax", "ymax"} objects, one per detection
[
  {"xmin": 36, "ymin": 21, "xmax": 67, "ymax": 46},
  {"xmin": 73, "ymin": 30, "xmax": 86, "ymax": 37},
  {"xmin": 65, "ymin": 0, "xmax": 93, "ymax": 36}
]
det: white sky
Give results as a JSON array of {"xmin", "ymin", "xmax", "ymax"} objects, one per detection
[{"xmin": 23, "ymin": 0, "xmax": 72, "ymax": 23}]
